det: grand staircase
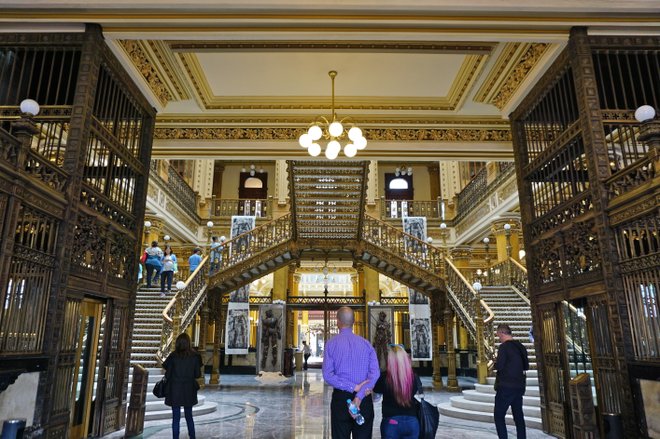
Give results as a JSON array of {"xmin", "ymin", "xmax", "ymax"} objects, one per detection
[
  {"xmin": 439, "ymin": 286, "xmax": 542, "ymax": 429},
  {"xmin": 130, "ymin": 285, "xmax": 217, "ymax": 419}
]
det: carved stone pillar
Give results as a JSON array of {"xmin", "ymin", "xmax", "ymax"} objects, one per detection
[
  {"xmin": 209, "ymin": 313, "xmax": 223, "ymax": 385},
  {"xmin": 431, "ymin": 295, "xmax": 444, "ymax": 390},
  {"xmin": 445, "ymin": 308, "xmax": 460, "ymax": 391}
]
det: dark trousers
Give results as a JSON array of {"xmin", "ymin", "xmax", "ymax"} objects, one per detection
[
  {"xmin": 494, "ymin": 387, "xmax": 526, "ymax": 439},
  {"xmin": 304, "ymin": 353, "xmax": 311, "ymax": 369},
  {"xmin": 145, "ymin": 264, "xmax": 160, "ymax": 287},
  {"xmin": 171, "ymin": 405, "xmax": 195, "ymax": 439},
  {"xmin": 161, "ymin": 270, "xmax": 173, "ymax": 292},
  {"xmin": 331, "ymin": 390, "xmax": 374, "ymax": 439}
]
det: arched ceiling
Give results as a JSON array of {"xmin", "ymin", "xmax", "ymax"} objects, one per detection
[{"xmin": 2, "ymin": 1, "xmax": 659, "ymax": 160}]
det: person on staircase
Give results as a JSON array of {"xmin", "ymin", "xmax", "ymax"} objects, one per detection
[
  {"xmin": 144, "ymin": 241, "xmax": 163, "ymax": 288},
  {"xmin": 163, "ymin": 332, "xmax": 202, "ymax": 439},
  {"xmin": 494, "ymin": 323, "xmax": 529, "ymax": 439},
  {"xmin": 160, "ymin": 245, "xmax": 177, "ymax": 297},
  {"xmin": 188, "ymin": 248, "xmax": 202, "ymax": 274}
]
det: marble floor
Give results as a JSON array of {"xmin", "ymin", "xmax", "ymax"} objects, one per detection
[{"xmin": 104, "ymin": 370, "xmax": 554, "ymax": 439}]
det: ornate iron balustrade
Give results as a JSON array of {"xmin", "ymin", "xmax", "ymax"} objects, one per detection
[
  {"xmin": 361, "ymin": 215, "xmax": 445, "ymax": 277},
  {"xmin": 221, "ymin": 295, "xmax": 272, "ymax": 304},
  {"xmin": 213, "ymin": 214, "xmax": 293, "ymax": 274},
  {"xmin": 157, "ymin": 256, "xmax": 209, "ymax": 362},
  {"xmin": 211, "ymin": 197, "xmax": 272, "ymax": 219},
  {"xmin": 444, "ymin": 258, "xmax": 495, "ymax": 368},
  {"xmin": 379, "ymin": 296, "xmax": 409, "ymax": 306},
  {"xmin": 287, "ymin": 296, "xmax": 365, "ymax": 306},
  {"xmin": 149, "ymin": 160, "xmax": 199, "ymax": 222},
  {"xmin": 489, "ymin": 257, "xmax": 530, "ymax": 300},
  {"xmin": 380, "ymin": 198, "xmax": 443, "ymax": 219},
  {"xmin": 454, "ymin": 162, "xmax": 516, "ymax": 224},
  {"xmin": 605, "ymin": 152, "xmax": 656, "ymax": 202}
]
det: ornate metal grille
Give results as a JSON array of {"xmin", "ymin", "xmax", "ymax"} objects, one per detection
[{"xmin": 0, "ymin": 204, "xmax": 59, "ymax": 354}]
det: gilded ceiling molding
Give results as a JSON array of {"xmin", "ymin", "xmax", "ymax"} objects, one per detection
[
  {"xmin": 491, "ymin": 43, "xmax": 551, "ymax": 110},
  {"xmin": 147, "ymin": 40, "xmax": 190, "ymax": 101},
  {"xmin": 177, "ymin": 49, "xmax": 487, "ymax": 111},
  {"xmin": 473, "ymin": 42, "xmax": 522, "ymax": 104},
  {"xmin": 156, "ymin": 114, "xmax": 510, "ymax": 127},
  {"xmin": 117, "ymin": 39, "xmax": 173, "ymax": 106},
  {"xmin": 153, "ymin": 126, "xmax": 511, "ymax": 142},
  {"xmin": 169, "ymin": 41, "xmax": 495, "ymax": 53}
]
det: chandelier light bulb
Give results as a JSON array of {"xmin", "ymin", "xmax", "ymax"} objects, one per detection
[
  {"xmin": 407, "ymin": 167, "xmax": 413, "ymax": 175},
  {"xmin": 241, "ymin": 166, "xmax": 246, "ymax": 172},
  {"xmin": 308, "ymin": 125, "xmax": 323, "ymax": 141},
  {"xmin": 325, "ymin": 140, "xmax": 341, "ymax": 159},
  {"xmin": 206, "ymin": 221, "xmax": 214, "ymax": 228},
  {"xmin": 395, "ymin": 169, "xmax": 400, "ymax": 176},
  {"xmin": 176, "ymin": 281, "xmax": 186, "ymax": 290},
  {"xmin": 504, "ymin": 223, "xmax": 511, "ymax": 231},
  {"xmin": 329, "ymin": 121, "xmax": 343, "ymax": 137},
  {"xmin": 308, "ymin": 143, "xmax": 322, "ymax": 157},
  {"xmin": 427, "ymin": 237, "xmax": 433, "ymax": 243},
  {"xmin": 144, "ymin": 221, "xmax": 152, "ymax": 229},
  {"xmin": 354, "ymin": 136, "xmax": 367, "ymax": 150},
  {"xmin": 298, "ymin": 133, "xmax": 313, "ymax": 148},
  {"xmin": 20, "ymin": 99, "xmax": 40, "ymax": 116},
  {"xmin": 483, "ymin": 237, "xmax": 489, "ymax": 244},
  {"xmin": 348, "ymin": 126, "xmax": 362, "ymax": 141},
  {"xmin": 250, "ymin": 170, "xmax": 256, "ymax": 176},
  {"xmin": 344, "ymin": 143, "xmax": 357, "ymax": 157},
  {"xmin": 440, "ymin": 222, "xmax": 447, "ymax": 229}
]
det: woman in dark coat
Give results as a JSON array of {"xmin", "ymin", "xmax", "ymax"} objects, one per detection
[{"xmin": 163, "ymin": 333, "xmax": 202, "ymax": 439}]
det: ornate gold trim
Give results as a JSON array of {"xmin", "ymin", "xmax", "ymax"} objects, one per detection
[
  {"xmin": 474, "ymin": 42, "xmax": 521, "ymax": 103},
  {"xmin": 177, "ymin": 50, "xmax": 488, "ymax": 111},
  {"xmin": 491, "ymin": 43, "xmax": 550, "ymax": 110},
  {"xmin": 169, "ymin": 41, "xmax": 495, "ymax": 53},
  {"xmin": 147, "ymin": 40, "xmax": 190, "ymax": 101},
  {"xmin": 116, "ymin": 39, "xmax": 173, "ymax": 106},
  {"xmin": 153, "ymin": 126, "xmax": 511, "ymax": 142}
]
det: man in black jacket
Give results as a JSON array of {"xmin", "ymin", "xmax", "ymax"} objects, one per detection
[{"xmin": 494, "ymin": 324, "xmax": 529, "ymax": 439}]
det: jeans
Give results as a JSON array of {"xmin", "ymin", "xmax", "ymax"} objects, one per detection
[
  {"xmin": 380, "ymin": 415, "xmax": 419, "ymax": 439},
  {"xmin": 145, "ymin": 263, "xmax": 160, "ymax": 287},
  {"xmin": 161, "ymin": 270, "xmax": 173, "ymax": 292},
  {"xmin": 494, "ymin": 387, "xmax": 526, "ymax": 439},
  {"xmin": 171, "ymin": 405, "xmax": 195, "ymax": 439}
]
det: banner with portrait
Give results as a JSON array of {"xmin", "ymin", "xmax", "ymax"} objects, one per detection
[
  {"xmin": 225, "ymin": 302, "xmax": 250, "ymax": 355},
  {"xmin": 403, "ymin": 216, "xmax": 432, "ymax": 361},
  {"xmin": 256, "ymin": 304, "xmax": 285, "ymax": 374}
]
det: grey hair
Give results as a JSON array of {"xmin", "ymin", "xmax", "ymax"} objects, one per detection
[{"xmin": 337, "ymin": 307, "xmax": 354, "ymax": 326}]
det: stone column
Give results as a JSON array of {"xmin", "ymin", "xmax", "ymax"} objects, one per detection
[
  {"xmin": 431, "ymin": 295, "xmax": 444, "ymax": 390},
  {"xmin": 209, "ymin": 313, "xmax": 223, "ymax": 385},
  {"xmin": 197, "ymin": 303, "xmax": 209, "ymax": 389},
  {"xmin": 493, "ymin": 216, "xmax": 521, "ymax": 263},
  {"xmin": 445, "ymin": 308, "xmax": 460, "ymax": 391}
]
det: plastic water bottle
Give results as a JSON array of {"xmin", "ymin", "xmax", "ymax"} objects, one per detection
[{"xmin": 346, "ymin": 399, "xmax": 365, "ymax": 425}]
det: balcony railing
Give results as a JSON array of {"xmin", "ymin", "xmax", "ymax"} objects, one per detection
[
  {"xmin": 149, "ymin": 160, "xmax": 199, "ymax": 221},
  {"xmin": 454, "ymin": 162, "xmax": 516, "ymax": 224},
  {"xmin": 380, "ymin": 197, "xmax": 443, "ymax": 219},
  {"xmin": 211, "ymin": 197, "xmax": 272, "ymax": 219}
]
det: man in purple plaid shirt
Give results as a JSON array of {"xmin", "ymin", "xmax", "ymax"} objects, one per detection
[{"xmin": 323, "ymin": 307, "xmax": 380, "ymax": 439}]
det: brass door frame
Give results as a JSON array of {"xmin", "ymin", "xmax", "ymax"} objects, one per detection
[{"xmin": 69, "ymin": 299, "xmax": 103, "ymax": 439}]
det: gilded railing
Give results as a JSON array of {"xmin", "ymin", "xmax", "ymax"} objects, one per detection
[
  {"xmin": 454, "ymin": 162, "xmax": 516, "ymax": 224},
  {"xmin": 211, "ymin": 197, "xmax": 273, "ymax": 219},
  {"xmin": 157, "ymin": 256, "xmax": 209, "ymax": 362},
  {"xmin": 380, "ymin": 197, "xmax": 443, "ymax": 219},
  {"xmin": 605, "ymin": 149, "xmax": 657, "ymax": 202},
  {"xmin": 444, "ymin": 258, "xmax": 496, "ymax": 373},
  {"xmin": 361, "ymin": 215, "xmax": 445, "ymax": 276},
  {"xmin": 213, "ymin": 213, "xmax": 293, "ymax": 273},
  {"xmin": 489, "ymin": 257, "xmax": 530, "ymax": 301},
  {"xmin": 149, "ymin": 160, "xmax": 200, "ymax": 222}
]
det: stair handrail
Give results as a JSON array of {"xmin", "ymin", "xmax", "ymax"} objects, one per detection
[
  {"xmin": 211, "ymin": 213, "xmax": 293, "ymax": 276},
  {"xmin": 444, "ymin": 258, "xmax": 496, "ymax": 371},
  {"xmin": 157, "ymin": 255, "xmax": 210, "ymax": 363},
  {"xmin": 361, "ymin": 214, "xmax": 445, "ymax": 277}
]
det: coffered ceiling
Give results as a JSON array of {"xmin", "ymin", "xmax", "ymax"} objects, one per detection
[{"xmin": 2, "ymin": 1, "xmax": 659, "ymax": 160}]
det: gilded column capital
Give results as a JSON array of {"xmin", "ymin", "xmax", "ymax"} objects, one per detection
[{"xmin": 449, "ymin": 245, "xmax": 473, "ymax": 262}]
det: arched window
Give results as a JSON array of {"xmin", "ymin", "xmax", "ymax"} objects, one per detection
[
  {"xmin": 389, "ymin": 177, "xmax": 409, "ymax": 190},
  {"xmin": 244, "ymin": 177, "xmax": 263, "ymax": 189}
]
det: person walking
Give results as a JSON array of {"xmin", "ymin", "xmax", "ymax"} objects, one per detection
[
  {"xmin": 302, "ymin": 340, "xmax": 312, "ymax": 370},
  {"xmin": 188, "ymin": 248, "xmax": 202, "ymax": 274},
  {"xmin": 163, "ymin": 333, "xmax": 202, "ymax": 439},
  {"xmin": 323, "ymin": 306, "xmax": 380, "ymax": 439},
  {"xmin": 494, "ymin": 324, "xmax": 529, "ymax": 439},
  {"xmin": 144, "ymin": 241, "xmax": 163, "ymax": 288},
  {"xmin": 373, "ymin": 344, "xmax": 420, "ymax": 439},
  {"xmin": 160, "ymin": 246, "xmax": 177, "ymax": 297}
]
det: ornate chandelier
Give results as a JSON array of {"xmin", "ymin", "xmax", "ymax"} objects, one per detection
[{"xmin": 298, "ymin": 70, "xmax": 367, "ymax": 159}]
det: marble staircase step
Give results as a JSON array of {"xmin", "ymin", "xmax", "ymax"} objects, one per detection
[
  {"xmin": 438, "ymin": 403, "xmax": 543, "ymax": 429},
  {"xmin": 474, "ymin": 383, "xmax": 541, "ymax": 397},
  {"xmin": 448, "ymin": 396, "xmax": 542, "ymax": 418},
  {"xmin": 462, "ymin": 390, "xmax": 541, "ymax": 406}
]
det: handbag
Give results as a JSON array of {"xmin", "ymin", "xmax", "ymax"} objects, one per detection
[
  {"xmin": 152, "ymin": 377, "xmax": 168, "ymax": 398},
  {"xmin": 417, "ymin": 397, "xmax": 439, "ymax": 439},
  {"xmin": 415, "ymin": 375, "xmax": 439, "ymax": 439}
]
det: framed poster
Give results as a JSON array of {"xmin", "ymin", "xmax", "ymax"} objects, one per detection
[
  {"xmin": 225, "ymin": 302, "xmax": 250, "ymax": 354},
  {"xmin": 410, "ymin": 317, "xmax": 432, "ymax": 361}
]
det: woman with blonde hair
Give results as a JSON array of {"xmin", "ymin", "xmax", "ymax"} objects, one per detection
[{"xmin": 373, "ymin": 344, "xmax": 421, "ymax": 438}]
